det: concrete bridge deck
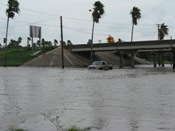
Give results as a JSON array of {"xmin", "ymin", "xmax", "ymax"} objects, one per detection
[
  {"xmin": 71, "ymin": 40, "xmax": 175, "ymax": 52},
  {"xmin": 70, "ymin": 40, "xmax": 175, "ymax": 69}
]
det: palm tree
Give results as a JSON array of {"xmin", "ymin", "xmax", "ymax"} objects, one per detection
[
  {"xmin": 54, "ymin": 39, "xmax": 58, "ymax": 46},
  {"xmin": 18, "ymin": 37, "xmax": 22, "ymax": 46},
  {"xmin": 130, "ymin": 6, "xmax": 141, "ymax": 42},
  {"xmin": 27, "ymin": 37, "xmax": 31, "ymax": 47},
  {"xmin": 159, "ymin": 23, "xmax": 168, "ymax": 40},
  {"xmin": 27, "ymin": 37, "xmax": 31, "ymax": 44},
  {"xmin": 90, "ymin": 1, "xmax": 105, "ymax": 61},
  {"xmin": 4, "ymin": 0, "xmax": 20, "ymax": 67},
  {"xmin": 42, "ymin": 38, "xmax": 45, "ymax": 47}
]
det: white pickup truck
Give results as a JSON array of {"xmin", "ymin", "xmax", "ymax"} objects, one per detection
[{"xmin": 87, "ymin": 61, "xmax": 113, "ymax": 70}]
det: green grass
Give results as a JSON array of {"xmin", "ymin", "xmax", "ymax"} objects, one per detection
[
  {"xmin": 0, "ymin": 46, "xmax": 56, "ymax": 67},
  {"xmin": 12, "ymin": 129, "xmax": 27, "ymax": 131},
  {"xmin": 12, "ymin": 126, "xmax": 91, "ymax": 131},
  {"xmin": 67, "ymin": 126, "xmax": 91, "ymax": 131}
]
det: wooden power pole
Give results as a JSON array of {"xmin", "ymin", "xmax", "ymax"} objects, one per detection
[{"xmin": 60, "ymin": 16, "xmax": 64, "ymax": 69}]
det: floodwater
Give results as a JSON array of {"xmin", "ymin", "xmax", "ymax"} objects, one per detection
[{"xmin": 0, "ymin": 66, "xmax": 175, "ymax": 131}]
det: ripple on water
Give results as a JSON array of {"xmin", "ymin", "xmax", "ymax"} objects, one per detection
[{"xmin": 0, "ymin": 67, "xmax": 175, "ymax": 131}]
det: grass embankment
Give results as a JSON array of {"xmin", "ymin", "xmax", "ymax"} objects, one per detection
[{"xmin": 0, "ymin": 47, "xmax": 56, "ymax": 67}]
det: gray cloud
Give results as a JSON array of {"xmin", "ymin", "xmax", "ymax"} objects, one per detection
[{"xmin": 0, "ymin": 0, "xmax": 173, "ymax": 46}]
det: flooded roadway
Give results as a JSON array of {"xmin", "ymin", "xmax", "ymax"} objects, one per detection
[{"xmin": 0, "ymin": 67, "xmax": 175, "ymax": 131}]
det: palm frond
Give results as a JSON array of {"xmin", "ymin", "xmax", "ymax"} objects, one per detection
[
  {"xmin": 92, "ymin": 1, "xmax": 105, "ymax": 23},
  {"xmin": 130, "ymin": 6, "xmax": 141, "ymax": 25},
  {"xmin": 6, "ymin": 0, "xmax": 20, "ymax": 18}
]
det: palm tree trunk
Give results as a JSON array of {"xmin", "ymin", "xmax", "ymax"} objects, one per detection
[
  {"xmin": 91, "ymin": 21, "xmax": 95, "ymax": 62},
  {"xmin": 131, "ymin": 23, "xmax": 134, "ymax": 42},
  {"xmin": 4, "ymin": 17, "xmax": 9, "ymax": 67}
]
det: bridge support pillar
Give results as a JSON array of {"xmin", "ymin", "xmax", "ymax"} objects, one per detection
[
  {"xmin": 173, "ymin": 48, "xmax": 175, "ymax": 69},
  {"xmin": 157, "ymin": 53, "xmax": 161, "ymax": 66},
  {"xmin": 130, "ymin": 53, "xmax": 135, "ymax": 68},
  {"xmin": 119, "ymin": 53, "xmax": 123, "ymax": 68},
  {"xmin": 161, "ymin": 53, "xmax": 165, "ymax": 67},
  {"xmin": 153, "ymin": 53, "xmax": 157, "ymax": 67},
  {"xmin": 154, "ymin": 52, "xmax": 165, "ymax": 67}
]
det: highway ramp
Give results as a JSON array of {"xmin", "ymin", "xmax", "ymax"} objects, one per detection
[{"xmin": 22, "ymin": 47, "xmax": 150, "ymax": 67}]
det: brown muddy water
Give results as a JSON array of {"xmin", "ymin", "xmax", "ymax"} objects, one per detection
[{"xmin": 0, "ymin": 66, "xmax": 175, "ymax": 131}]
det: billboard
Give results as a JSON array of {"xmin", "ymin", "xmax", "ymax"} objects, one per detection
[{"xmin": 30, "ymin": 25, "xmax": 41, "ymax": 38}]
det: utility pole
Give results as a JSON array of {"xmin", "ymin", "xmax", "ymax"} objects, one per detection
[
  {"xmin": 156, "ymin": 24, "xmax": 161, "ymax": 40},
  {"xmin": 156, "ymin": 24, "xmax": 163, "ymax": 67},
  {"xmin": 60, "ymin": 16, "xmax": 64, "ymax": 69},
  {"xmin": 3, "ymin": 38, "xmax": 7, "ymax": 67},
  {"xmin": 91, "ymin": 21, "xmax": 94, "ymax": 63},
  {"xmin": 31, "ymin": 37, "xmax": 34, "ymax": 53}
]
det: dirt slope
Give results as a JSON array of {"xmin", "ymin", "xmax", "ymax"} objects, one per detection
[{"xmin": 22, "ymin": 48, "xmax": 150, "ymax": 67}]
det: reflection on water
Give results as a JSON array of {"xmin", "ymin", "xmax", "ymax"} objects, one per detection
[{"xmin": 0, "ymin": 67, "xmax": 175, "ymax": 131}]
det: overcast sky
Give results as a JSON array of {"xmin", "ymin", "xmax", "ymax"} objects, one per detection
[{"xmin": 0, "ymin": 0, "xmax": 174, "ymax": 46}]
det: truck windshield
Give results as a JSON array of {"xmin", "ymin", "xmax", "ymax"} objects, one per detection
[{"xmin": 92, "ymin": 61, "xmax": 104, "ymax": 65}]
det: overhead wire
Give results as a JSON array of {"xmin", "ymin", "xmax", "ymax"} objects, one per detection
[
  {"xmin": 0, "ymin": 1, "xmax": 131, "ymax": 28},
  {"xmin": 0, "ymin": 0, "xmax": 170, "ymax": 25},
  {"xmin": 63, "ymin": 26, "xmax": 108, "ymax": 36},
  {"xmin": 142, "ymin": 0, "xmax": 169, "ymax": 18},
  {"xmin": 0, "ymin": 0, "xmax": 171, "ymax": 41},
  {"xmin": 0, "ymin": 16, "xmax": 60, "ymax": 30},
  {"xmin": 0, "ymin": 2, "xmax": 58, "ymax": 17},
  {"xmin": 111, "ymin": 0, "xmax": 169, "ymax": 35}
]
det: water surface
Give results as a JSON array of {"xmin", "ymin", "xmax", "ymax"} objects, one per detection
[{"xmin": 0, "ymin": 67, "xmax": 175, "ymax": 131}]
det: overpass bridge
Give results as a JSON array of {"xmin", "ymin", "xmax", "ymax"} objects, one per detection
[{"xmin": 69, "ymin": 40, "xmax": 175, "ymax": 69}]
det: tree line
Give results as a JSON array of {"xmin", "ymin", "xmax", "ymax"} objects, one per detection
[
  {"xmin": 1, "ymin": 0, "xmax": 170, "ymax": 66},
  {"xmin": 0, "ymin": 38, "xmax": 74, "ymax": 49},
  {"xmin": 2, "ymin": 0, "xmax": 169, "ymax": 49}
]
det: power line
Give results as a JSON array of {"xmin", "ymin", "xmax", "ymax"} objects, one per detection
[
  {"xmin": 63, "ymin": 16, "xmax": 130, "ymax": 26},
  {"xmin": 1, "ymin": 0, "xmax": 169, "ymax": 30},
  {"xmin": 0, "ymin": 16, "xmax": 60, "ymax": 30},
  {"xmin": 112, "ymin": 0, "xmax": 169, "ymax": 35},
  {"xmin": 0, "ymin": 2, "xmax": 58, "ymax": 17},
  {"xmin": 21, "ymin": 8, "xmax": 58, "ymax": 17},
  {"xmin": 63, "ymin": 26, "xmax": 108, "ymax": 36},
  {"xmin": 0, "ymin": 0, "xmax": 172, "ymax": 42},
  {"xmin": 142, "ymin": 0, "xmax": 169, "ymax": 17}
]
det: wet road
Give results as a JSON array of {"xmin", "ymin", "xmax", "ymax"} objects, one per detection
[{"xmin": 0, "ymin": 67, "xmax": 175, "ymax": 131}]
